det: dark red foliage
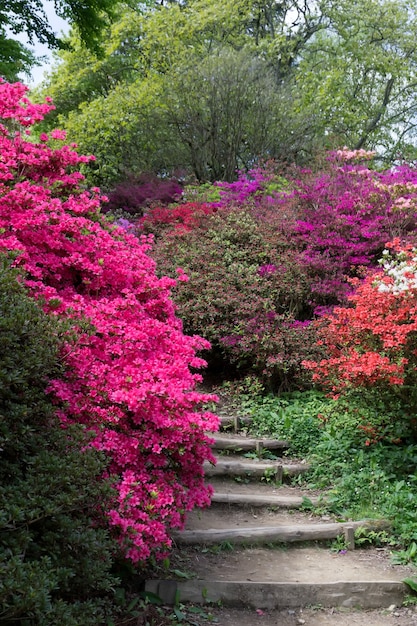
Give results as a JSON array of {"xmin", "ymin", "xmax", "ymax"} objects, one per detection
[{"xmin": 104, "ymin": 173, "xmax": 183, "ymax": 215}]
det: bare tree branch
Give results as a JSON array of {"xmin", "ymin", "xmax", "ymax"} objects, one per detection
[{"xmin": 355, "ymin": 77, "xmax": 395, "ymax": 149}]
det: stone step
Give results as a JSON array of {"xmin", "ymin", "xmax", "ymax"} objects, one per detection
[
  {"xmin": 146, "ymin": 578, "xmax": 407, "ymax": 611},
  {"xmin": 173, "ymin": 518, "xmax": 389, "ymax": 546},
  {"xmin": 172, "ymin": 544, "xmax": 405, "ymax": 584},
  {"xmin": 209, "ymin": 479, "xmax": 322, "ymax": 508},
  {"xmin": 210, "ymin": 432, "xmax": 289, "ymax": 452},
  {"xmin": 204, "ymin": 457, "xmax": 309, "ymax": 480},
  {"xmin": 185, "ymin": 499, "xmax": 328, "ymax": 530},
  {"xmin": 186, "ymin": 500, "xmax": 324, "ymax": 529},
  {"xmin": 211, "ymin": 491, "xmax": 320, "ymax": 507},
  {"xmin": 146, "ymin": 544, "xmax": 410, "ymax": 610},
  {"xmin": 146, "ymin": 544, "xmax": 413, "ymax": 608}
]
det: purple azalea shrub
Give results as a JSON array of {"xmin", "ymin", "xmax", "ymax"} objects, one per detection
[
  {"xmin": 150, "ymin": 205, "xmax": 321, "ymax": 390},
  {"xmin": 104, "ymin": 173, "xmax": 183, "ymax": 216},
  {"xmin": 288, "ymin": 151, "xmax": 417, "ymax": 312}
]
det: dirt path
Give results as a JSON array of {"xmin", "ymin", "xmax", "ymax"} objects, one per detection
[{"xmin": 206, "ymin": 605, "xmax": 417, "ymax": 625}]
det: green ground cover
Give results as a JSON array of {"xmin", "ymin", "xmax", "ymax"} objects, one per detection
[{"xmin": 223, "ymin": 385, "xmax": 417, "ymax": 562}]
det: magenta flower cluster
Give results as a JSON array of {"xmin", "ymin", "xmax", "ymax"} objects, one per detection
[
  {"xmin": 0, "ymin": 81, "xmax": 218, "ymax": 563},
  {"xmin": 210, "ymin": 155, "xmax": 417, "ymax": 315},
  {"xmin": 213, "ymin": 166, "xmax": 268, "ymax": 207},
  {"xmin": 289, "ymin": 155, "xmax": 417, "ymax": 312}
]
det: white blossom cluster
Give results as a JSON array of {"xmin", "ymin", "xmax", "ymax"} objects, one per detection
[{"xmin": 376, "ymin": 249, "xmax": 417, "ymax": 294}]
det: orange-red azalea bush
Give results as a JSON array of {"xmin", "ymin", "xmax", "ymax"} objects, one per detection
[{"xmin": 303, "ymin": 240, "xmax": 417, "ymax": 440}]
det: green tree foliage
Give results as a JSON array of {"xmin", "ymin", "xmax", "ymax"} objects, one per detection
[
  {"xmin": 295, "ymin": 0, "xmax": 417, "ymax": 160},
  {"xmin": 1, "ymin": 0, "xmax": 118, "ymax": 49},
  {"xmin": 165, "ymin": 48, "xmax": 318, "ymax": 181},
  {"xmin": 39, "ymin": 2, "xmax": 321, "ymax": 185},
  {"xmin": 33, "ymin": 7, "xmax": 146, "ymax": 125},
  {"xmin": 0, "ymin": 0, "xmax": 123, "ymax": 81},
  {"xmin": 62, "ymin": 75, "xmax": 185, "ymax": 187},
  {"xmin": 38, "ymin": 0, "xmax": 417, "ymax": 183},
  {"xmin": 0, "ymin": 256, "xmax": 119, "ymax": 625},
  {"xmin": 0, "ymin": 33, "xmax": 38, "ymax": 82}
]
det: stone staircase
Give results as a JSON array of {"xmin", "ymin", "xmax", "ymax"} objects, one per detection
[{"xmin": 145, "ymin": 409, "xmax": 412, "ymax": 616}]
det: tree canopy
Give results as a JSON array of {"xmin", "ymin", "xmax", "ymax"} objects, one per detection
[
  {"xmin": 35, "ymin": 0, "xmax": 417, "ymax": 185},
  {"xmin": 0, "ymin": 0, "xmax": 122, "ymax": 81}
]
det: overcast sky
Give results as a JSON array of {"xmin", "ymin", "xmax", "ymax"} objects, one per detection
[{"xmin": 19, "ymin": 0, "xmax": 70, "ymax": 87}]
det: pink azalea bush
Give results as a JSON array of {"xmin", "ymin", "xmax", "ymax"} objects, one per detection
[{"xmin": 0, "ymin": 80, "xmax": 218, "ymax": 563}]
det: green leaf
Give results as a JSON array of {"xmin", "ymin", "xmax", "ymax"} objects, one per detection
[
  {"xmin": 172, "ymin": 568, "xmax": 194, "ymax": 579},
  {"xmin": 403, "ymin": 577, "xmax": 417, "ymax": 593},
  {"xmin": 173, "ymin": 606, "xmax": 187, "ymax": 621}
]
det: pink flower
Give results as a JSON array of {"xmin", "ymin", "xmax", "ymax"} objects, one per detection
[
  {"xmin": 0, "ymin": 80, "xmax": 219, "ymax": 564},
  {"xmin": 50, "ymin": 128, "xmax": 67, "ymax": 140}
]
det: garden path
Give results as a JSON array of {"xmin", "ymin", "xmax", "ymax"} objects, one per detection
[{"xmin": 146, "ymin": 396, "xmax": 417, "ymax": 625}]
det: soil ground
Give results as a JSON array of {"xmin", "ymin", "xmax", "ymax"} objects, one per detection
[
  {"xmin": 205, "ymin": 604, "xmax": 417, "ymax": 625},
  {"xmin": 185, "ymin": 502, "xmax": 343, "ymax": 531},
  {"xmin": 175, "ymin": 544, "xmax": 413, "ymax": 584},
  {"xmin": 134, "ymin": 603, "xmax": 417, "ymax": 626}
]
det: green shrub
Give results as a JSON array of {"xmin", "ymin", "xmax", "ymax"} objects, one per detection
[
  {"xmin": 0, "ymin": 256, "xmax": 119, "ymax": 625},
  {"xmin": 152, "ymin": 207, "xmax": 322, "ymax": 390}
]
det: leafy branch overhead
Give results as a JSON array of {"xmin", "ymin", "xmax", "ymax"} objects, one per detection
[{"xmin": 0, "ymin": 0, "xmax": 122, "ymax": 80}]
